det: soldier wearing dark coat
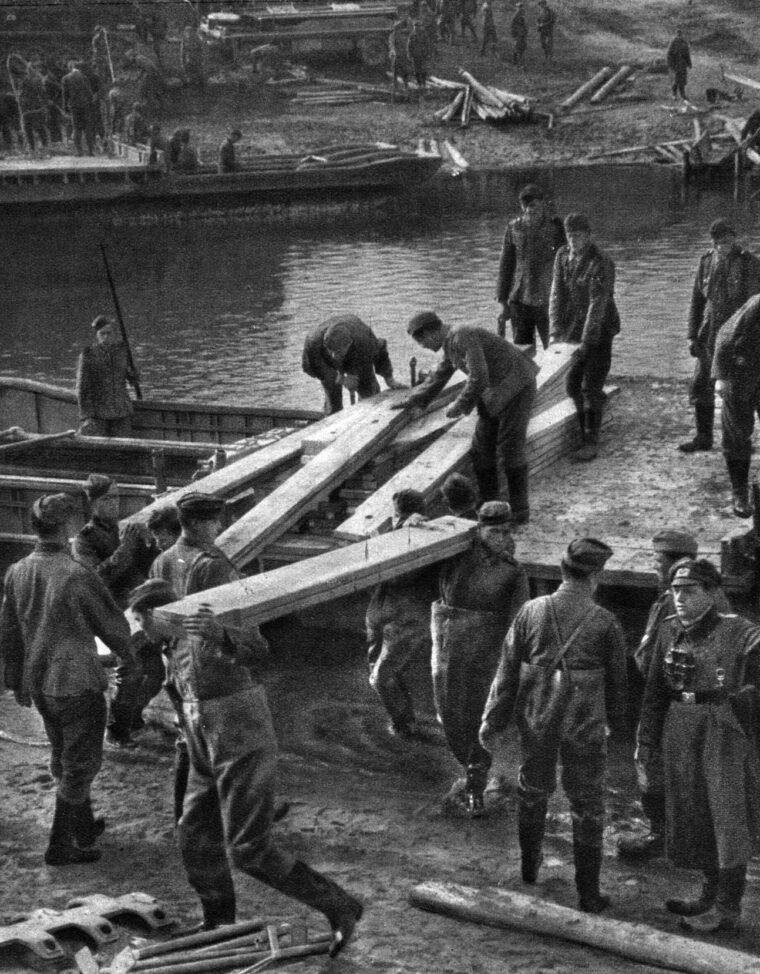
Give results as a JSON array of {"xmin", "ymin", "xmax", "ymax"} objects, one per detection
[
  {"xmin": 400, "ymin": 311, "xmax": 539, "ymax": 520},
  {"xmin": 407, "ymin": 19, "xmax": 432, "ymax": 89},
  {"xmin": 638, "ymin": 559, "xmax": 760, "ymax": 933},
  {"xmin": 549, "ymin": 212, "xmax": 620, "ymax": 462},
  {"xmin": 76, "ymin": 315, "xmax": 140, "ymax": 437},
  {"xmin": 139, "ymin": 493, "xmax": 363, "ymax": 952},
  {"xmin": 496, "ymin": 183, "xmax": 565, "ymax": 350},
  {"xmin": 219, "ymin": 128, "xmax": 241, "ymax": 173},
  {"xmin": 536, "ymin": 0, "xmax": 555, "ymax": 61},
  {"xmin": 510, "ymin": 3, "xmax": 528, "ymax": 66},
  {"xmin": 459, "ymin": 0, "xmax": 478, "ymax": 43},
  {"xmin": 302, "ymin": 313, "xmax": 404, "ymax": 414},
  {"xmin": 481, "ymin": 538, "xmax": 627, "ymax": 913},
  {"xmin": 0, "ymin": 493, "xmax": 134, "ymax": 866},
  {"xmin": 62, "ymin": 62, "xmax": 95, "ymax": 155},
  {"xmin": 678, "ymin": 219, "xmax": 760, "ymax": 461},
  {"xmin": 667, "ymin": 29, "xmax": 692, "ymax": 100},
  {"xmin": 480, "ymin": 0, "xmax": 498, "ymax": 56},
  {"xmin": 712, "ymin": 292, "xmax": 760, "ymax": 517},
  {"xmin": 19, "ymin": 67, "xmax": 49, "ymax": 151},
  {"xmin": 434, "ymin": 501, "xmax": 528, "ymax": 816},
  {"xmin": 366, "ymin": 489, "xmax": 437, "ymax": 738},
  {"xmin": 124, "ymin": 101, "xmax": 149, "ymax": 145}
]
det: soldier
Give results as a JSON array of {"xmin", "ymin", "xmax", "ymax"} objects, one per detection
[
  {"xmin": 638, "ymin": 559, "xmax": 760, "ymax": 933},
  {"xmin": 19, "ymin": 65, "xmax": 49, "ymax": 152},
  {"xmin": 441, "ymin": 472, "xmax": 478, "ymax": 519},
  {"xmin": 549, "ymin": 212, "xmax": 621, "ymax": 462},
  {"xmin": 433, "ymin": 501, "xmax": 528, "ymax": 816},
  {"xmin": 536, "ymin": 0, "xmax": 555, "ymax": 62},
  {"xmin": 124, "ymin": 101, "xmax": 149, "ymax": 145},
  {"xmin": 407, "ymin": 19, "xmax": 432, "ymax": 91},
  {"xmin": 62, "ymin": 61, "xmax": 95, "ymax": 156},
  {"xmin": 366, "ymin": 489, "xmax": 437, "ymax": 739},
  {"xmin": 480, "ymin": 539, "xmax": 627, "ymax": 913},
  {"xmin": 76, "ymin": 314, "xmax": 140, "ymax": 437},
  {"xmin": 302, "ymin": 313, "xmax": 405, "ymax": 415},
  {"xmin": 436, "ymin": 0, "xmax": 456, "ymax": 45},
  {"xmin": 174, "ymin": 129, "xmax": 200, "ymax": 173},
  {"xmin": 496, "ymin": 183, "xmax": 566, "ymax": 351},
  {"xmin": 397, "ymin": 311, "xmax": 539, "ymax": 520},
  {"xmin": 666, "ymin": 28, "xmax": 691, "ymax": 101},
  {"xmin": 140, "ymin": 493, "xmax": 363, "ymax": 951},
  {"xmin": 389, "ymin": 16, "xmax": 413, "ymax": 90},
  {"xmin": 181, "ymin": 25, "xmax": 206, "ymax": 89},
  {"xmin": 510, "ymin": 2, "xmax": 528, "ymax": 66},
  {"xmin": 124, "ymin": 49, "xmax": 163, "ymax": 115},
  {"xmin": 480, "ymin": 0, "xmax": 498, "ymax": 57},
  {"xmin": 148, "ymin": 122, "xmax": 169, "ymax": 168},
  {"xmin": 712, "ymin": 293, "xmax": 760, "ymax": 517},
  {"xmin": 678, "ymin": 219, "xmax": 760, "ymax": 458},
  {"xmin": 459, "ymin": 0, "xmax": 478, "ymax": 43},
  {"xmin": 219, "ymin": 128, "xmax": 242, "ymax": 173},
  {"xmin": 0, "ymin": 494, "xmax": 135, "ymax": 865}
]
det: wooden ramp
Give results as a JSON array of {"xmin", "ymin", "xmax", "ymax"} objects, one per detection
[
  {"xmin": 335, "ymin": 347, "xmax": 579, "ymax": 541},
  {"xmin": 217, "ymin": 389, "xmax": 414, "ymax": 568},
  {"xmin": 158, "ymin": 516, "xmax": 476, "ymax": 628}
]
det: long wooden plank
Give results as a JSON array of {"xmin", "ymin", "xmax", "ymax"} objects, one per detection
[
  {"xmin": 216, "ymin": 389, "xmax": 413, "ymax": 567},
  {"xmin": 157, "ymin": 516, "xmax": 475, "ymax": 628},
  {"xmin": 409, "ymin": 882, "xmax": 760, "ymax": 974},
  {"xmin": 335, "ymin": 347, "xmax": 576, "ymax": 540}
]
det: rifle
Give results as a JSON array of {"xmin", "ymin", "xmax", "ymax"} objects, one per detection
[{"xmin": 99, "ymin": 243, "xmax": 142, "ymax": 400}]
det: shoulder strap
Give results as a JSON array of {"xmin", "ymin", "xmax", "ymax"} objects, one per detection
[{"xmin": 545, "ymin": 600, "xmax": 602, "ymax": 674}]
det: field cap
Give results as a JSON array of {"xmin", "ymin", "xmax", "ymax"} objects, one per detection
[
  {"xmin": 84, "ymin": 473, "xmax": 115, "ymax": 502},
  {"xmin": 519, "ymin": 183, "xmax": 545, "ymax": 204},
  {"xmin": 176, "ymin": 492, "xmax": 225, "ymax": 519},
  {"xmin": 564, "ymin": 212, "xmax": 591, "ymax": 234},
  {"xmin": 709, "ymin": 218, "xmax": 736, "ymax": 240},
  {"xmin": 91, "ymin": 314, "xmax": 112, "ymax": 331},
  {"xmin": 478, "ymin": 501, "xmax": 512, "ymax": 525},
  {"xmin": 407, "ymin": 310, "xmax": 443, "ymax": 337},
  {"xmin": 562, "ymin": 537, "xmax": 612, "ymax": 574},
  {"xmin": 32, "ymin": 493, "xmax": 77, "ymax": 528},
  {"xmin": 129, "ymin": 578, "xmax": 176, "ymax": 612},
  {"xmin": 670, "ymin": 558, "xmax": 722, "ymax": 589},
  {"xmin": 652, "ymin": 528, "xmax": 698, "ymax": 558}
]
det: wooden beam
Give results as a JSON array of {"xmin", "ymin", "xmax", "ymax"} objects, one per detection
[
  {"xmin": 216, "ymin": 389, "xmax": 413, "ymax": 567},
  {"xmin": 722, "ymin": 69, "xmax": 760, "ymax": 94},
  {"xmin": 409, "ymin": 882, "xmax": 760, "ymax": 974},
  {"xmin": 558, "ymin": 67, "xmax": 614, "ymax": 112},
  {"xmin": 156, "ymin": 516, "xmax": 476, "ymax": 628},
  {"xmin": 589, "ymin": 64, "xmax": 634, "ymax": 104}
]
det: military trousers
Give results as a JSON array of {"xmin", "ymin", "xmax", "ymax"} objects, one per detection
[
  {"xmin": 509, "ymin": 301, "xmax": 550, "ymax": 350},
  {"xmin": 470, "ymin": 380, "xmax": 535, "ymax": 493},
  {"xmin": 36, "ymin": 690, "xmax": 107, "ymax": 804},
  {"xmin": 566, "ymin": 337, "xmax": 613, "ymax": 413}
]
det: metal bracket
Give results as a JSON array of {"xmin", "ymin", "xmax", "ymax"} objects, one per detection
[
  {"xmin": 65, "ymin": 893, "xmax": 173, "ymax": 932},
  {"xmin": 0, "ymin": 906, "xmax": 116, "ymax": 961}
]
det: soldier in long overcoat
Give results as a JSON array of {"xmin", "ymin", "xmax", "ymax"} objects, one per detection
[
  {"xmin": 480, "ymin": 538, "xmax": 627, "ymax": 913},
  {"xmin": 638, "ymin": 559, "xmax": 760, "ymax": 933},
  {"xmin": 76, "ymin": 315, "xmax": 140, "ymax": 437}
]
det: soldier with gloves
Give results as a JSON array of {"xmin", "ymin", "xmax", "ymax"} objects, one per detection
[{"xmin": 480, "ymin": 538, "xmax": 627, "ymax": 913}]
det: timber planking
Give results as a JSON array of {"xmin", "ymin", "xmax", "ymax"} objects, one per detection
[{"xmin": 157, "ymin": 516, "xmax": 476, "ymax": 628}]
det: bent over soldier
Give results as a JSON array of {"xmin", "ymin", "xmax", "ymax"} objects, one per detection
[{"xmin": 481, "ymin": 539, "xmax": 627, "ymax": 913}]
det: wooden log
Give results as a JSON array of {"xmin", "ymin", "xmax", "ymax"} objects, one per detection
[
  {"xmin": 441, "ymin": 89, "xmax": 465, "ymax": 122},
  {"xmin": 722, "ymin": 69, "xmax": 760, "ymax": 95},
  {"xmin": 558, "ymin": 67, "xmax": 614, "ymax": 111},
  {"xmin": 216, "ymin": 390, "xmax": 412, "ymax": 567},
  {"xmin": 460, "ymin": 86, "xmax": 473, "ymax": 128},
  {"xmin": 589, "ymin": 64, "xmax": 634, "ymax": 103},
  {"xmin": 0, "ymin": 428, "xmax": 76, "ymax": 454},
  {"xmin": 459, "ymin": 70, "xmax": 504, "ymax": 109},
  {"xmin": 586, "ymin": 137, "xmax": 693, "ymax": 159},
  {"xmin": 485, "ymin": 84, "xmax": 533, "ymax": 109},
  {"xmin": 441, "ymin": 140, "xmax": 469, "ymax": 169},
  {"xmin": 156, "ymin": 516, "xmax": 476, "ymax": 629},
  {"xmin": 409, "ymin": 881, "xmax": 760, "ymax": 974}
]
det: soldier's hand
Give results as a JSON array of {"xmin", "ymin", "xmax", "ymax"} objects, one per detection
[
  {"xmin": 715, "ymin": 379, "xmax": 728, "ymax": 398},
  {"xmin": 497, "ymin": 308, "xmax": 509, "ymax": 338},
  {"xmin": 339, "ymin": 372, "xmax": 360, "ymax": 392},
  {"xmin": 183, "ymin": 603, "xmax": 225, "ymax": 643},
  {"xmin": 122, "ymin": 521, "xmax": 149, "ymax": 548},
  {"xmin": 14, "ymin": 689, "xmax": 31, "ymax": 708},
  {"xmin": 688, "ymin": 340, "xmax": 699, "ymax": 357},
  {"xmin": 572, "ymin": 343, "xmax": 588, "ymax": 362},
  {"xmin": 445, "ymin": 402, "xmax": 464, "ymax": 419},
  {"xmin": 386, "ymin": 376, "xmax": 408, "ymax": 390}
]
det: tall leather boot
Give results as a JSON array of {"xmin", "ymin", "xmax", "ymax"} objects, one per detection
[
  {"xmin": 573, "ymin": 834, "xmax": 610, "ymax": 913},
  {"xmin": 45, "ymin": 797, "xmax": 102, "ymax": 866},
  {"xmin": 505, "ymin": 465, "xmax": 530, "ymax": 525},
  {"xmin": 518, "ymin": 800, "xmax": 547, "ymax": 883},
  {"xmin": 263, "ymin": 860, "xmax": 363, "ymax": 957},
  {"xmin": 174, "ymin": 738, "xmax": 190, "ymax": 825},
  {"xmin": 74, "ymin": 798, "xmax": 106, "ymax": 849},
  {"xmin": 666, "ymin": 864, "xmax": 719, "ymax": 916},
  {"xmin": 572, "ymin": 407, "xmax": 602, "ymax": 462},
  {"xmin": 678, "ymin": 403, "xmax": 714, "ymax": 452},
  {"xmin": 199, "ymin": 878, "xmax": 237, "ymax": 930},
  {"xmin": 726, "ymin": 457, "xmax": 752, "ymax": 518},
  {"xmin": 681, "ymin": 866, "xmax": 746, "ymax": 932},
  {"xmin": 464, "ymin": 760, "xmax": 489, "ymax": 818},
  {"xmin": 617, "ymin": 791, "xmax": 665, "ymax": 861},
  {"xmin": 473, "ymin": 465, "xmax": 499, "ymax": 503}
]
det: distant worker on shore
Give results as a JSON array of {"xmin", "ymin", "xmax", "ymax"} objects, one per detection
[
  {"xmin": 496, "ymin": 182, "xmax": 566, "ymax": 351},
  {"xmin": 76, "ymin": 314, "xmax": 140, "ymax": 438},
  {"xmin": 407, "ymin": 19, "xmax": 432, "ymax": 91},
  {"xmin": 174, "ymin": 128, "xmax": 200, "ymax": 173},
  {"xmin": 218, "ymin": 128, "xmax": 242, "ymax": 173},
  {"xmin": 678, "ymin": 218, "xmax": 760, "ymax": 457},
  {"xmin": 0, "ymin": 493, "xmax": 135, "ymax": 866},
  {"xmin": 61, "ymin": 61, "xmax": 95, "ymax": 156},
  {"xmin": 480, "ymin": 0, "xmax": 498, "ymax": 57},
  {"xmin": 459, "ymin": 0, "xmax": 478, "ymax": 44},
  {"xmin": 148, "ymin": 122, "xmax": 169, "ymax": 167},
  {"xmin": 713, "ymin": 293, "xmax": 760, "ymax": 517},
  {"xmin": 435, "ymin": 501, "xmax": 528, "ymax": 816},
  {"xmin": 302, "ymin": 313, "xmax": 406, "ymax": 414},
  {"xmin": 549, "ymin": 212, "xmax": 621, "ymax": 462},
  {"xmin": 389, "ymin": 16, "xmax": 413, "ymax": 90},
  {"xmin": 536, "ymin": 0, "xmax": 556, "ymax": 62},
  {"xmin": 510, "ymin": 2, "xmax": 528, "ymax": 67},
  {"xmin": 19, "ymin": 64, "xmax": 49, "ymax": 152},
  {"xmin": 181, "ymin": 24, "xmax": 206, "ymax": 89},
  {"xmin": 124, "ymin": 49, "xmax": 163, "ymax": 114},
  {"xmin": 666, "ymin": 29, "xmax": 692, "ymax": 101},
  {"xmin": 481, "ymin": 538, "xmax": 627, "ymax": 912},
  {"xmin": 124, "ymin": 101, "xmax": 149, "ymax": 145},
  {"xmin": 396, "ymin": 311, "xmax": 539, "ymax": 520}
]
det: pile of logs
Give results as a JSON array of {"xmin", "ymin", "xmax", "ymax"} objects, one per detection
[
  {"xmin": 431, "ymin": 71, "xmax": 537, "ymax": 127},
  {"xmin": 286, "ymin": 76, "xmax": 410, "ymax": 106},
  {"xmin": 557, "ymin": 64, "xmax": 636, "ymax": 115}
]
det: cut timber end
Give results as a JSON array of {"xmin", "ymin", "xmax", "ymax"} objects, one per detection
[
  {"xmin": 409, "ymin": 881, "xmax": 760, "ymax": 974},
  {"xmin": 156, "ymin": 516, "xmax": 476, "ymax": 628}
]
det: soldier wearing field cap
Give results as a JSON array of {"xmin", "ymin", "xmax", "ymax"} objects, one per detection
[
  {"xmin": 0, "ymin": 493, "xmax": 135, "ymax": 866},
  {"xmin": 481, "ymin": 538, "xmax": 627, "ymax": 913},
  {"xmin": 496, "ymin": 182, "xmax": 565, "ymax": 351},
  {"xmin": 396, "ymin": 311, "xmax": 539, "ymax": 522},
  {"xmin": 549, "ymin": 213, "xmax": 620, "ymax": 462},
  {"xmin": 141, "ymin": 492, "xmax": 363, "ymax": 953},
  {"xmin": 76, "ymin": 314, "xmax": 141, "ymax": 437},
  {"xmin": 679, "ymin": 219, "xmax": 760, "ymax": 457},
  {"xmin": 638, "ymin": 559, "xmax": 760, "ymax": 933},
  {"xmin": 301, "ymin": 313, "xmax": 405, "ymax": 415},
  {"xmin": 432, "ymin": 500, "xmax": 529, "ymax": 816},
  {"xmin": 441, "ymin": 471, "xmax": 478, "ymax": 519}
]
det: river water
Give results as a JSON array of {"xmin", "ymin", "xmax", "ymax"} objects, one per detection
[{"xmin": 2, "ymin": 164, "xmax": 759, "ymax": 410}]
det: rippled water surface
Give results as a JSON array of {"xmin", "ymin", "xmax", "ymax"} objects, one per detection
[{"xmin": 3, "ymin": 165, "xmax": 760, "ymax": 409}]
